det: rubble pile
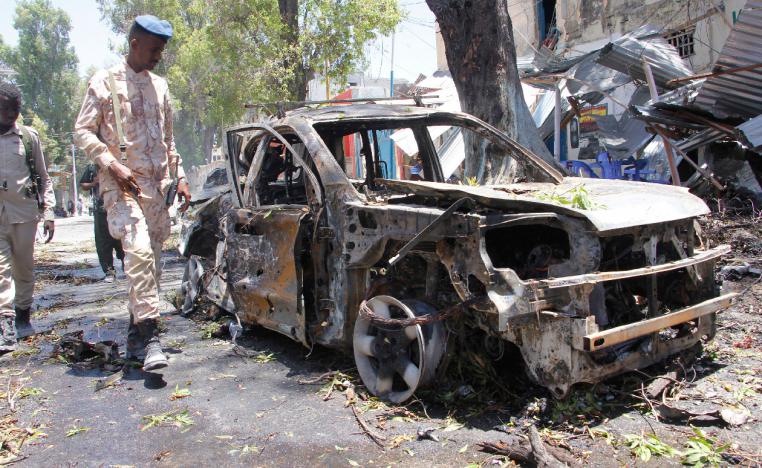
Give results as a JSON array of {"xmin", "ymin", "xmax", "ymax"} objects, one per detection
[{"xmin": 514, "ymin": 1, "xmax": 762, "ymax": 205}]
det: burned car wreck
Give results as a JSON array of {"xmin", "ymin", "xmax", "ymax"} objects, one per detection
[{"xmin": 179, "ymin": 103, "xmax": 735, "ymax": 402}]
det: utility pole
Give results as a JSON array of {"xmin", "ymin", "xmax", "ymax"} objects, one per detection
[
  {"xmin": 553, "ymin": 81, "xmax": 562, "ymax": 160},
  {"xmin": 389, "ymin": 28, "xmax": 396, "ymax": 98},
  {"xmin": 324, "ymin": 57, "xmax": 330, "ymax": 99},
  {"xmin": 71, "ymin": 143, "xmax": 78, "ymax": 213}
]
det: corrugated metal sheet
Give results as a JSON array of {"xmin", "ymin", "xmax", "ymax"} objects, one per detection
[
  {"xmin": 517, "ymin": 50, "xmax": 593, "ymax": 78},
  {"xmin": 675, "ymin": 128, "xmax": 727, "ymax": 152},
  {"xmin": 595, "ymin": 25, "xmax": 694, "ymax": 89},
  {"xmin": 694, "ymin": 1, "xmax": 762, "ymax": 119},
  {"xmin": 738, "ymin": 114, "xmax": 762, "ymax": 150}
]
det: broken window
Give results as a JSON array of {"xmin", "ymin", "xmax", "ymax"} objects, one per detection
[
  {"xmin": 315, "ymin": 123, "xmax": 428, "ymax": 182},
  {"xmin": 428, "ymin": 126, "xmax": 518, "ymax": 185},
  {"xmin": 665, "ymin": 27, "xmax": 695, "ymax": 59}
]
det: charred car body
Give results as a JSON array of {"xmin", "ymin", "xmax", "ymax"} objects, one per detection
[{"xmin": 180, "ymin": 104, "xmax": 734, "ymax": 402}]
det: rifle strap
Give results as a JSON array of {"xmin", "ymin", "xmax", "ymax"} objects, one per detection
[
  {"xmin": 107, "ymin": 71, "xmax": 128, "ymax": 161},
  {"xmin": 18, "ymin": 125, "xmax": 34, "ymax": 173},
  {"xmin": 18, "ymin": 125, "xmax": 43, "ymax": 210}
]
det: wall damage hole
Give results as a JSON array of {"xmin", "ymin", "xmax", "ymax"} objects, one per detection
[
  {"xmin": 348, "ymin": 223, "xmax": 357, "ymax": 233},
  {"xmin": 256, "ymin": 269, "xmax": 264, "ymax": 276},
  {"xmin": 346, "ymin": 242, "xmax": 355, "ymax": 250},
  {"xmin": 358, "ymin": 211, "xmax": 378, "ymax": 229}
]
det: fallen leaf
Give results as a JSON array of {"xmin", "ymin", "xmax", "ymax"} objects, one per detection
[
  {"xmin": 347, "ymin": 459, "xmax": 360, "ymax": 466},
  {"xmin": 458, "ymin": 444, "xmax": 468, "ymax": 453}
]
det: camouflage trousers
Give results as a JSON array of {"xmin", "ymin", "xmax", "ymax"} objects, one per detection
[
  {"xmin": 0, "ymin": 211, "xmax": 37, "ymax": 319},
  {"xmin": 103, "ymin": 186, "xmax": 171, "ymax": 323}
]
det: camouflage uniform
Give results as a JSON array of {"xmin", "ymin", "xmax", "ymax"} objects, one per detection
[
  {"xmin": 74, "ymin": 61, "xmax": 185, "ymax": 323},
  {"xmin": 0, "ymin": 124, "xmax": 56, "ymax": 346}
]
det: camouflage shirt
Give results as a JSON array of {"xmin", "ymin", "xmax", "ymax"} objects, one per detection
[{"xmin": 73, "ymin": 60, "xmax": 185, "ymax": 197}]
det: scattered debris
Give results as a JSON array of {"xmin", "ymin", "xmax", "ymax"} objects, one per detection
[
  {"xmin": 416, "ymin": 426, "xmax": 439, "ymax": 442},
  {"xmin": 51, "ymin": 330, "xmax": 120, "ymax": 371},
  {"xmin": 0, "ymin": 417, "xmax": 44, "ymax": 465},
  {"xmin": 477, "ymin": 425, "xmax": 579, "ymax": 467},
  {"xmin": 351, "ymin": 405, "xmax": 386, "ymax": 449},
  {"xmin": 94, "ymin": 369, "xmax": 124, "ymax": 392},
  {"xmin": 720, "ymin": 262, "xmax": 762, "ymax": 281}
]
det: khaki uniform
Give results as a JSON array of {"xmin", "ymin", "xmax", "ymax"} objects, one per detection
[
  {"xmin": 74, "ymin": 61, "xmax": 185, "ymax": 322},
  {"xmin": 0, "ymin": 124, "xmax": 56, "ymax": 318}
]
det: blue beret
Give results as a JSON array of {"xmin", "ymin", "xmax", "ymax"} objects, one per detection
[{"xmin": 134, "ymin": 15, "xmax": 173, "ymax": 40}]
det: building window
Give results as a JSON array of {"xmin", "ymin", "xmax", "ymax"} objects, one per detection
[{"xmin": 665, "ymin": 28, "xmax": 696, "ymax": 59}]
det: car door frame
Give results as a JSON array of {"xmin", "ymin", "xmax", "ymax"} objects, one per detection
[{"xmin": 222, "ymin": 124, "xmax": 323, "ymax": 346}]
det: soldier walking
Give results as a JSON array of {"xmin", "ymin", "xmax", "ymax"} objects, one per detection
[
  {"xmin": 80, "ymin": 162, "xmax": 124, "ymax": 283},
  {"xmin": 74, "ymin": 15, "xmax": 191, "ymax": 371},
  {"xmin": 0, "ymin": 81, "xmax": 56, "ymax": 353}
]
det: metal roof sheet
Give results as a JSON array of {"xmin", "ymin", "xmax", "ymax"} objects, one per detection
[
  {"xmin": 738, "ymin": 114, "xmax": 762, "ymax": 150},
  {"xmin": 675, "ymin": 127, "xmax": 726, "ymax": 153},
  {"xmin": 595, "ymin": 25, "xmax": 694, "ymax": 90},
  {"xmin": 694, "ymin": 1, "xmax": 762, "ymax": 119}
]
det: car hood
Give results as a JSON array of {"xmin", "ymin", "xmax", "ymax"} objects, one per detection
[{"xmin": 382, "ymin": 177, "xmax": 709, "ymax": 233}]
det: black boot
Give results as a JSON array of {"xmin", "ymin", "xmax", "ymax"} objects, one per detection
[
  {"xmin": 0, "ymin": 316, "xmax": 17, "ymax": 353},
  {"xmin": 125, "ymin": 315, "xmax": 145, "ymax": 361},
  {"xmin": 137, "ymin": 319, "xmax": 168, "ymax": 371},
  {"xmin": 14, "ymin": 307, "xmax": 35, "ymax": 338}
]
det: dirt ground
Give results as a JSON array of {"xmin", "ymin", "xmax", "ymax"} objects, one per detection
[{"xmin": 1, "ymin": 208, "xmax": 761, "ymax": 467}]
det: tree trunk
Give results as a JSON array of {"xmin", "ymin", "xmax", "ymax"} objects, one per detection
[
  {"xmin": 425, "ymin": 0, "xmax": 562, "ymax": 183},
  {"xmin": 279, "ymin": 0, "xmax": 308, "ymax": 101},
  {"xmin": 203, "ymin": 125, "xmax": 217, "ymax": 164}
]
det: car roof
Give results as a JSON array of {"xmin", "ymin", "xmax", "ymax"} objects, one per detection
[{"xmin": 282, "ymin": 103, "xmax": 448, "ymax": 123}]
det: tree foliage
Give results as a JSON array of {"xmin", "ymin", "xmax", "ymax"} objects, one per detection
[
  {"xmin": 96, "ymin": 0, "xmax": 402, "ymax": 167},
  {"xmin": 0, "ymin": 0, "xmax": 81, "ymax": 165}
]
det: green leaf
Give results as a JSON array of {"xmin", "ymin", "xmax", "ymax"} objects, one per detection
[{"xmin": 66, "ymin": 426, "xmax": 91, "ymax": 437}]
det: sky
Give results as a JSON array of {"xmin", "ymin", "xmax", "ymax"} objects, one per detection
[
  {"xmin": 0, "ymin": 0, "xmax": 122, "ymax": 75},
  {"xmin": 0, "ymin": 0, "xmax": 439, "ymax": 83}
]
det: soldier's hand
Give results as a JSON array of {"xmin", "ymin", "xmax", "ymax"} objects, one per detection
[
  {"xmin": 43, "ymin": 220, "xmax": 55, "ymax": 243},
  {"xmin": 177, "ymin": 180, "xmax": 191, "ymax": 213},
  {"xmin": 108, "ymin": 161, "xmax": 141, "ymax": 196}
]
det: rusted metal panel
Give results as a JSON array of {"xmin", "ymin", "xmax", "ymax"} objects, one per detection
[
  {"xmin": 225, "ymin": 207, "xmax": 309, "ymax": 345},
  {"xmin": 530, "ymin": 244, "xmax": 730, "ymax": 289},
  {"xmin": 582, "ymin": 293, "xmax": 737, "ymax": 352},
  {"xmin": 382, "ymin": 177, "xmax": 710, "ymax": 233}
]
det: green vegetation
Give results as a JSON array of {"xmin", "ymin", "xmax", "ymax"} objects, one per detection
[
  {"xmin": 96, "ymin": 0, "xmax": 403, "ymax": 167},
  {"xmin": 535, "ymin": 184, "xmax": 603, "ymax": 210},
  {"xmin": 0, "ymin": 0, "xmax": 85, "ymax": 168},
  {"xmin": 141, "ymin": 410, "xmax": 194, "ymax": 431}
]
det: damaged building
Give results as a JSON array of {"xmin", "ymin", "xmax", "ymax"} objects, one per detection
[{"xmin": 497, "ymin": 0, "xmax": 762, "ymax": 200}]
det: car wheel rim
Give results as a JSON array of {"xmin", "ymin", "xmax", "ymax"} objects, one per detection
[{"xmin": 353, "ymin": 295, "xmax": 425, "ymax": 403}]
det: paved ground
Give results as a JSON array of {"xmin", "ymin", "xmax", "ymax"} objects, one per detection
[{"xmin": 1, "ymin": 213, "xmax": 761, "ymax": 467}]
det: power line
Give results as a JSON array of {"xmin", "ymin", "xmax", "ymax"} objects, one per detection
[{"xmin": 400, "ymin": 24, "xmax": 436, "ymax": 50}]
